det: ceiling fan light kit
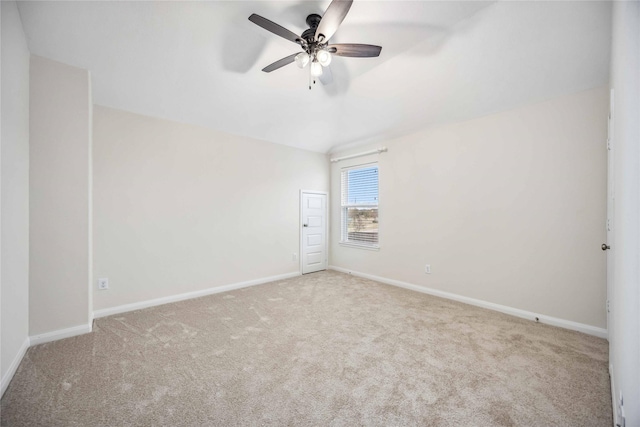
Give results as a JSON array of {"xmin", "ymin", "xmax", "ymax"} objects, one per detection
[{"xmin": 249, "ymin": 0, "xmax": 382, "ymax": 90}]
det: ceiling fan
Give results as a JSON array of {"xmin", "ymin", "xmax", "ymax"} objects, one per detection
[{"xmin": 248, "ymin": 0, "xmax": 382, "ymax": 89}]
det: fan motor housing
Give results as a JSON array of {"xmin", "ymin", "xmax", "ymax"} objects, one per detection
[
  {"xmin": 306, "ymin": 13, "xmax": 322, "ymax": 29},
  {"xmin": 302, "ymin": 14, "xmax": 322, "ymax": 42}
]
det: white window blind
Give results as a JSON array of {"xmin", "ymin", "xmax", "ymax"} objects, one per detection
[{"xmin": 341, "ymin": 164, "xmax": 379, "ymax": 247}]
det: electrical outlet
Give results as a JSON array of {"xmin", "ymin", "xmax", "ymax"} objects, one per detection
[
  {"xmin": 425, "ymin": 264, "xmax": 431, "ymax": 274},
  {"xmin": 98, "ymin": 278, "xmax": 109, "ymax": 290},
  {"xmin": 292, "ymin": 253, "xmax": 298, "ymax": 262}
]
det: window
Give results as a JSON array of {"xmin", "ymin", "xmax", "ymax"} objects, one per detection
[{"xmin": 341, "ymin": 164, "xmax": 379, "ymax": 248}]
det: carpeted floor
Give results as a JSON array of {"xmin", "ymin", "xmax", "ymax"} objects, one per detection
[{"xmin": 1, "ymin": 270, "xmax": 611, "ymax": 426}]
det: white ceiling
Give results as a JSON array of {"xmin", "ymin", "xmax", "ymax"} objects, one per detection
[{"xmin": 16, "ymin": 1, "xmax": 612, "ymax": 153}]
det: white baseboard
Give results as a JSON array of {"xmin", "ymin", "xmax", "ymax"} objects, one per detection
[
  {"xmin": 29, "ymin": 322, "xmax": 93, "ymax": 346},
  {"xmin": 1, "ymin": 337, "xmax": 30, "ymax": 397},
  {"xmin": 93, "ymin": 271, "xmax": 301, "ymax": 319},
  {"xmin": 329, "ymin": 266, "xmax": 608, "ymax": 339}
]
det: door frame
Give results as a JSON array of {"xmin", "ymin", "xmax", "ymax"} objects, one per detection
[
  {"xmin": 606, "ymin": 89, "xmax": 615, "ymax": 336},
  {"xmin": 299, "ymin": 190, "xmax": 329, "ymax": 274}
]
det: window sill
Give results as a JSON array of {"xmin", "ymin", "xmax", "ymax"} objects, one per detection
[{"xmin": 339, "ymin": 241, "xmax": 380, "ymax": 251}]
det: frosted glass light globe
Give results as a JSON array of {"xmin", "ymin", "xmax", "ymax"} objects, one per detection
[
  {"xmin": 316, "ymin": 50, "xmax": 332, "ymax": 67},
  {"xmin": 295, "ymin": 52, "xmax": 310, "ymax": 68},
  {"xmin": 310, "ymin": 61, "xmax": 323, "ymax": 77}
]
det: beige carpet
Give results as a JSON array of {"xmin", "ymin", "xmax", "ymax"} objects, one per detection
[{"xmin": 1, "ymin": 270, "xmax": 611, "ymax": 426}]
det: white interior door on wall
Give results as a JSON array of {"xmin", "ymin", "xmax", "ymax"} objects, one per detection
[{"xmin": 301, "ymin": 191, "xmax": 328, "ymax": 274}]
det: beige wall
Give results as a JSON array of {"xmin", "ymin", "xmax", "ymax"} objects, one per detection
[
  {"xmin": 609, "ymin": 2, "xmax": 639, "ymax": 424},
  {"xmin": 1, "ymin": 0, "xmax": 30, "ymax": 387},
  {"xmin": 29, "ymin": 55, "xmax": 92, "ymax": 335},
  {"xmin": 92, "ymin": 106, "xmax": 329, "ymax": 310},
  {"xmin": 330, "ymin": 86, "xmax": 608, "ymax": 329}
]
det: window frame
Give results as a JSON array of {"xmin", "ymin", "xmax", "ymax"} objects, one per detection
[{"xmin": 339, "ymin": 162, "xmax": 380, "ymax": 250}]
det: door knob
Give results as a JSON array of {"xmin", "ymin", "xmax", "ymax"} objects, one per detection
[
  {"xmin": 602, "ymin": 243, "xmax": 610, "ymax": 251},
  {"xmin": 303, "ymin": 224, "xmax": 308, "ymax": 227}
]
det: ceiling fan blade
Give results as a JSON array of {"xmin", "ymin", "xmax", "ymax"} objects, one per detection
[
  {"xmin": 327, "ymin": 44, "xmax": 382, "ymax": 58},
  {"xmin": 319, "ymin": 65, "xmax": 333, "ymax": 85},
  {"xmin": 262, "ymin": 53, "xmax": 298, "ymax": 73},
  {"xmin": 315, "ymin": 0, "xmax": 353, "ymax": 42},
  {"xmin": 249, "ymin": 14, "xmax": 303, "ymax": 45}
]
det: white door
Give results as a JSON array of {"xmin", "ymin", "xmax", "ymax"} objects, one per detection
[
  {"xmin": 605, "ymin": 89, "xmax": 615, "ymax": 333},
  {"xmin": 301, "ymin": 191, "xmax": 327, "ymax": 274}
]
